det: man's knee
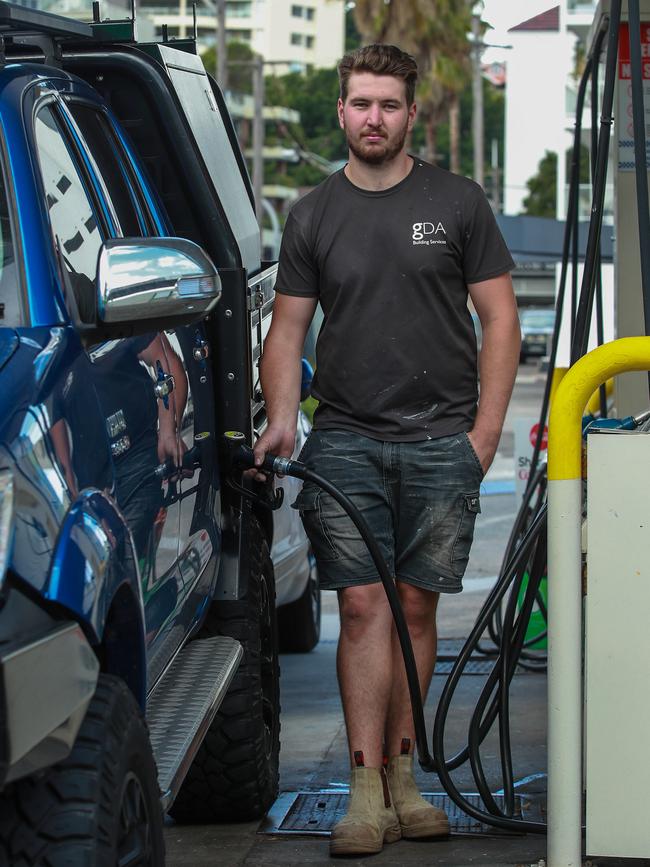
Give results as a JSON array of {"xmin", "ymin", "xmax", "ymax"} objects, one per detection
[
  {"xmin": 396, "ymin": 583, "xmax": 439, "ymax": 635},
  {"xmin": 338, "ymin": 583, "xmax": 391, "ymax": 633}
]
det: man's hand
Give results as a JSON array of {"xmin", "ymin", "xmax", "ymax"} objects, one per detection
[
  {"xmin": 467, "ymin": 428, "xmax": 499, "ymax": 476},
  {"xmin": 249, "ymin": 423, "xmax": 297, "ymax": 481}
]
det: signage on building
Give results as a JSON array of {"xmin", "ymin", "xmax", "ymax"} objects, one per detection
[
  {"xmin": 514, "ymin": 418, "xmax": 548, "ymax": 499},
  {"xmin": 617, "ymin": 22, "xmax": 650, "ymax": 172}
]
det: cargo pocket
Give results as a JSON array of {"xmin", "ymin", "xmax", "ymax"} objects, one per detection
[
  {"xmin": 451, "ymin": 493, "xmax": 481, "ymax": 578},
  {"xmin": 292, "ymin": 482, "xmax": 340, "ymax": 562}
]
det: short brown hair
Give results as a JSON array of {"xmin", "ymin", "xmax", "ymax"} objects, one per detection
[{"xmin": 338, "ymin": 44, "xmax": 418, "ymax": 106}]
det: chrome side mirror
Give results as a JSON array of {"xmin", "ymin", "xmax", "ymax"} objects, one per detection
[{"xmin": 97, "ymin": 237, "xmax": 221, "ymax": 324}]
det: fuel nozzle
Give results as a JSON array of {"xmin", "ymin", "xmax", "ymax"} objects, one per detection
[
  {"xmin": 222, "ymin": 430, "xmax": 307, "ymax": 479},
  {"xmin": 583, "ymin": 407, "xmax": 650, "ymax": 437},
  {"xmin": 182, "ymin": 431, "xmax": 211, "ymax": 471}
]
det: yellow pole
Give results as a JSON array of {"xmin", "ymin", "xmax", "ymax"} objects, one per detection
[{"xmin": 585, "ymin": 378, "xmax": 613, "ymax": 417}]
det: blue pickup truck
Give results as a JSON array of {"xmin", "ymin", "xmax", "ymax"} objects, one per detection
[{"xmin": 0, "ymin": 4, "xmax": 317, "ymax": 862}]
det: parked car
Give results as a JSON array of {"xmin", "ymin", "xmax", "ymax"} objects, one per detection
[
  {"xmin": 519, "ymin": 307, "xmax": 555, "ymax": 362},
  {"xmin": 0, "ymin": 4, "xmax": 316, "ymax": 862}
]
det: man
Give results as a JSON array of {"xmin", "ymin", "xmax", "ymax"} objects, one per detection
[{"xmin": 254, "ymin": 44, "xmax": 520, "ymax": 857}]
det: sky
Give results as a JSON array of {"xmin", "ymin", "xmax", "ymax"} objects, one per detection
[{"xmin": 480, "ymin": 0, "xmax": 557, "ymax": 62}]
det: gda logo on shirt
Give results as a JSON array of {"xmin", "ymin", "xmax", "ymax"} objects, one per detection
[{"xmin": 412, "ymin": 221, "xmax": 447, "ymax": 245}]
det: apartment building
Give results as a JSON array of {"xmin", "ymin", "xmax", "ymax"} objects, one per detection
[
  {"xmin": 504, "ymin": 0, "xmax": 598, "ymax": 217},
  {"xmin": 142, "ymin": 0, "xmax": 345, "ymax": 72}
]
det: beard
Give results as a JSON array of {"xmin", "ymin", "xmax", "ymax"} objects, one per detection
[{"xmin": 346, "ymin": 120, "xmax": 409, "ymax": 166}]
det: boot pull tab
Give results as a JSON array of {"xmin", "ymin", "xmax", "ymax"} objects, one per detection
[
  {"xmin": 380, "ymin": 766, "xmax": 391, "ymax": 808},
  {"xmin": 400, "ymin": 738, "xmax": 411, "ymax": 756},
  {"xmin": 353, "ymin": 750, "xmax": 365, "ymax": 768}
]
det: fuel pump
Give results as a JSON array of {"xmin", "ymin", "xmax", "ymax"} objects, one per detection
[{"xmin": 547, "ymin": 1, "xmax": 650, "ymax": 863}]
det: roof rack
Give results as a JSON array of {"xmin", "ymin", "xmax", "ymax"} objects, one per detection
[
  {"xmin": 0, "ymin": 2, "xmax": 95, "ymax": 41},
  {"xmin": 0, "ymin": 0, "xmax": 202, "ymax": 66},
  {"xmin": 0, "ymin": 1, "xmax": 140, "ymax": 64}
]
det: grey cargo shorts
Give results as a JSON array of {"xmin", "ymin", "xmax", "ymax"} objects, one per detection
[{"xmin": 292, "ymin": 428, "xmax": 483, "ymax": 594}]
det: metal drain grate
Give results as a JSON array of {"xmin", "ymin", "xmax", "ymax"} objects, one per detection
[
  {"xmin": 262, "ymin": 791, "xmax": 536, "ymax": 837},
  {"xmin": 435, "ymin": 659, "xmax": 495, "ymax": 675},
  {"xmin": 434, "ymin": 657, "xmax": 546, "ymax": 675}
]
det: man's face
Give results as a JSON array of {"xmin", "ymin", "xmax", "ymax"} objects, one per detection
[{"xmin": 337, "ymin": 72, "xmax": 416, "ymax": 166}]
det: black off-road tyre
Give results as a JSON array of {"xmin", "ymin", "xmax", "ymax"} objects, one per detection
[
  {"xmin": 278, "ymin": 549, "xmax": 320, "ymax": 653},
  {"xmin": 0, "ymin": 675, "xmax": 165, "ymax": 867},
  {"xmin": 169, "ymin": 516, "xmax": 280, "ymax": 823}
]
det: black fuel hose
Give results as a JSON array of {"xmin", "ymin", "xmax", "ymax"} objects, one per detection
[
  {"xmin": 590, "ymin": 46, "xmax": 609, "ymax": 417},
  {"xmin": 526, "ymin": 15, "xmax": 609, "ymax": 493},
  {"xmin": 484, "ymin": 461, "xmax": 548, "ymax": 652},
  {"xmin": 227, "ymin": 436, "xmax": 547, "ymax": 833},
  {"xmin": 572, "ymin": 0, "xmax": 622, "ymax": 363},
  {"xmin": 483, "ymin": 16, "xmax": 612, "ymax": 656}
]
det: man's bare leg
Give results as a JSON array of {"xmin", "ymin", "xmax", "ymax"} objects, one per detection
[
  {"xmin": 337, "ymin": 582, "xmax": 395, "ymax": 768},
  {"xmin": 384, "ymin": 582, "xmax": 439, "ymax": 757}
]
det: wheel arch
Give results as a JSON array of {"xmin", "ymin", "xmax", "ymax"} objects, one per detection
[
  {"xmin": 98, "ymin": 583, "xmax": 147, "ymax": 709},
  {"xmin": 46, "ymin": 490, "xmax": 147, "ymax": 706}
]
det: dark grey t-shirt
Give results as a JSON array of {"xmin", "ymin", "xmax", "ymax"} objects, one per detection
[{"xmin": 275, "ymin": 158, "xmax": 514, "ymax": 441}]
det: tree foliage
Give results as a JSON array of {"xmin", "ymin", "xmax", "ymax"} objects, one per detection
[
  {"xmin": 523, "ymin": 145, "xmax": 591, "ymax": 217},
  {"xmin": 201, "ymin": 40, "xmax": 256, "ymax": 94},
  {"xmin": 432, "ymin": 79, "xmax": 504, "ymax": 184},
  {"xmin": 263, "ymin": 67, "xmax": 347, "ymax": 187},
  {"xmin": 523, "ymin": 151, "xmax": 557, "ymax": 217}
]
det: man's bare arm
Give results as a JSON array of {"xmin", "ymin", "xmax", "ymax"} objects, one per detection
[
  {"xmin": 253, "ymin": 293, "xmax": 318, "ymax": 469},
  {"xmin": 467, "ymin": 273, "xmax": 521, "ymax": 474}
]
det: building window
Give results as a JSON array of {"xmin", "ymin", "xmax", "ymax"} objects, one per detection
[
  {"xmin": 227, "ymin": 1, "xmax": 252, "ymax": 16},
  {"xmin": 291, "ymin": 4, "xmax": 314, "ymax": 20},
  {"xmin": 305, "ymin": 35, "xmax": 314, "ymax": 49},
  {"xmin": 290, "ymin": 32, "xmax": 302, "ymax": 45}
]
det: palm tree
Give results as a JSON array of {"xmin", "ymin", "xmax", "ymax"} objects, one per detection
[{"xmin": 352, "ymin": 0, "xmax": 473, "ymax": 168}]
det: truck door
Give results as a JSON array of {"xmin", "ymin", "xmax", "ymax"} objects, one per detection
[
  {"xmin": 61, "ymin": 94, "xmax": 220, "ymax": 675},
  {"xmin": 31, "ymin": 92, "xmax": 188, "ymax": 682}
]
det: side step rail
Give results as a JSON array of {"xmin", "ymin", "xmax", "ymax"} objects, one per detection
[{"xmin": 147, "ymin": 635, "xmax": 242, "ymax": 811}]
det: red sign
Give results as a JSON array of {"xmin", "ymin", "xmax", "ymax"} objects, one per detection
[
  {"xmin": 618, "ymin": 22, "xmax": 650, "ymax": 80},
  {"xmin": 529, "ymin": 423, "xmax": 548, "ymax": 450}
]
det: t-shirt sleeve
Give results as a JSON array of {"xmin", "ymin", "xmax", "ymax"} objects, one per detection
[
  {"xmin": 274, "ymin": 209, "xmax": 319, "ymax": 298},
  {"xmin": 462, "ymin": 187, "xmax": 515, "ymax": 284}
]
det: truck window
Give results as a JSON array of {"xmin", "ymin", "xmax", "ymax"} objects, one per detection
[
  {"xmin": 0, "ymin": 168, "xmax": 21, "ymax": 328},
  {"xmin": 66, "ymin": 103, "xmax": 151, "ymax": 238},
  {"xmin": 34, "ymin": 104, "xmax": 102, "ymax": 321}
]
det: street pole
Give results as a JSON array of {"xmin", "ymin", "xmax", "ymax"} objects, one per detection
[
  {"xmin": 216, "ymin": 0, "xmax": 228, "ymax": 94},
  {"xmin": 179, "ymin": 0, "xmax": 186, "ymax": 39},
  {"xmin": 472, "ymin": 12, "xmax": 484, "ymax": 189},
  {"xmin": 252, "ymin": 54, "xmax": 265, "ymax": 228},
  {"xmin": 491, "ymin": 138, "xmax": 500, "ymax": 212}
]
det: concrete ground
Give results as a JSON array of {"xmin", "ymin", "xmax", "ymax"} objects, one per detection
[{"xmin": 164, "ymin": 365, "xmax": 649, "ymax": 867}]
